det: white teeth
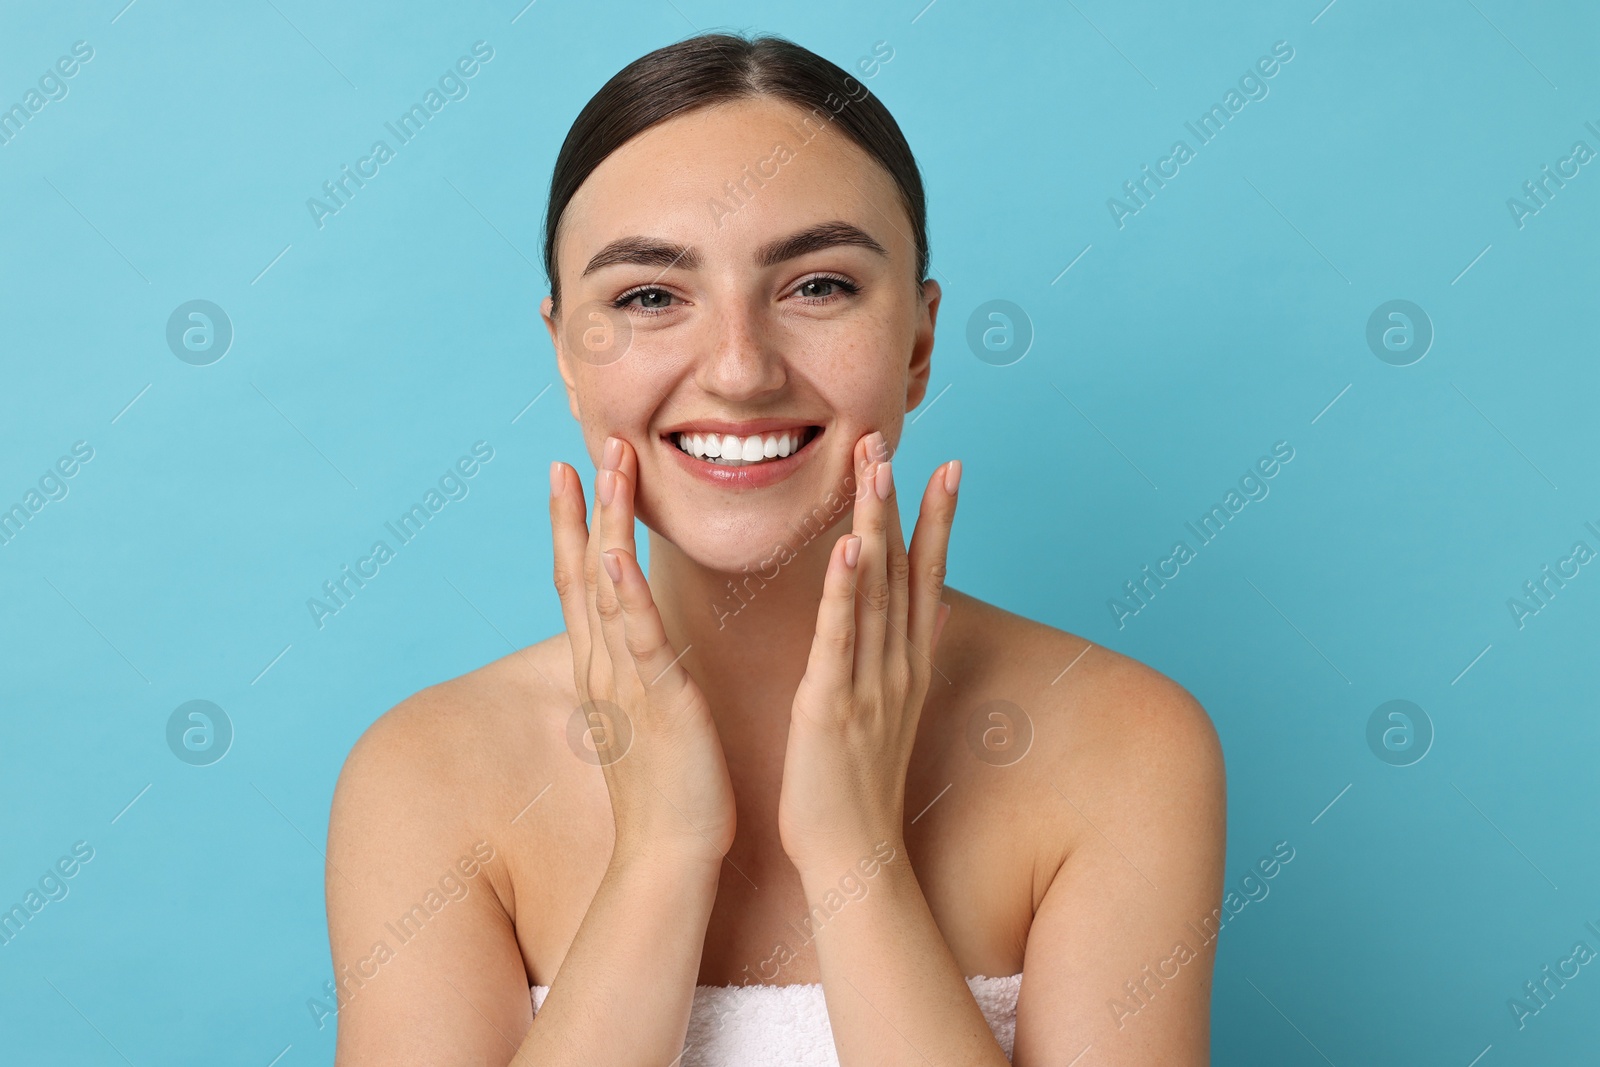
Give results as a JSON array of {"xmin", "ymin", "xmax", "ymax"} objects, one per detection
[{"xmin": 671, "ymin": 427, "xmax": 814, "ymax": 466}]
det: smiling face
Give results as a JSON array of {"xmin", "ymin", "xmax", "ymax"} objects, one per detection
[{"xmin": 542, "ymin": 95, "xmax": 940, "ymax": 572}]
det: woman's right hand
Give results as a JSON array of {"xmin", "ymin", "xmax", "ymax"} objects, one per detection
[{"xmin": 549, "ymin": 435, "xmax": 737, "ymax": 868}]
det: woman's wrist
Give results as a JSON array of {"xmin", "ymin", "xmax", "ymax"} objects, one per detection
[
  {"xmin": 609, "ymin": 833, "xmax": 728, "ymax": 886},
  {"xmin": 789, "ymin": 834, "xmax": 908, "ymax": 888}
]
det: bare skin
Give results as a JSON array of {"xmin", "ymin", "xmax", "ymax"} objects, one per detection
[{"xmin": 326, "ymin": 94, "xmax": 1226, "ymax": 1066}]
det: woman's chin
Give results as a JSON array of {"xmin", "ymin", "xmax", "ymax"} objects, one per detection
[{"xmin": 650, "ymin": 514, "xmax": 849, "ymax": 579}]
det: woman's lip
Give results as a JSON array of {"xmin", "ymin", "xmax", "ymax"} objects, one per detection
[
  {"xmin": 661, "ymin": 426, "xmax": 824, "ymax": 489},
  {"xmin": 658, "ymin": 418, "xmax": 822, "ymax": 437}
]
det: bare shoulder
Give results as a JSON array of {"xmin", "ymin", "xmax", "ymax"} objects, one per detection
[
  {"xmin": 938, "ymin": 602, "xmax": 1228, "ymax": 1059},
  {"xmin": 913, "ymin": 588, "xmax": 1224, "ymax": 978},
  {"xmin": 941, "ymin": 585, "xmax": 1221, "ymax": 756},
  {"xmin": 324, "ymin": 638, "xmax": 603, "ymax": 1054},
  {"xmin": 935, "ymin": 586, "xmax": 1225, "ymax": 859},
  {"xmin": 327, "ymin": 634, "xmax": 584, "ymax": 914}
]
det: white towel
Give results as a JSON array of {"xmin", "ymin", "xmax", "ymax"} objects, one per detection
[{"xmin": 531, "ymin": 973, "xmax": 1022, "ymax": 1065}]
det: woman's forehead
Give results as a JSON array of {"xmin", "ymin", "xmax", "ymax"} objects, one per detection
[{"xmin": 556, "ymin": 97, "xmax": 907, "ymax": 276}]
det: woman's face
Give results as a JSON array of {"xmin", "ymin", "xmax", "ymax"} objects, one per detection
[{"xmin": 542, "ymin": 95, "xmax": 940, "ymax": 573}]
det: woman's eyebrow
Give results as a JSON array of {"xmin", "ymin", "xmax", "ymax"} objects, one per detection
[
  {"xmin": 581, "ymin": 237, "xmax": 695, "ymax": 277},
  {"xmin": 755, "ymin": 221, "xmax": 888, "ymax": 268},
  {"xmin": 580, "ymin": 220, "xmax": 888, "ymax": 278}
]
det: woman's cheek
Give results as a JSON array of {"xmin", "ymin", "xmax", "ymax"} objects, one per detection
[{"xmin": 576, "ymin": 370, "xmax": 652, "ymax": 442}]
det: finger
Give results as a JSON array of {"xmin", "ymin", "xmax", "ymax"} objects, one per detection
[
  {"xmin": 876, "ymin": 440, "xmax": 912, "ymax": 663},
  {"xmin": 801, "ymin": 531, "xmax": 862, "ymax": 705},
  {"xmin": 850, "ymin": 433, "xmax": 891, "ymax": 690},
  {"xmin": 549, "ymin": 461, "xmax": 595, "ymax": 676},
  {"xmin": 906, "ymin": 459, "xmax": 961, "ymax": 660},
  {"xmin": 582, "ymin": 438, "xmax": 637, "ymax": 628},
  {"xmin": 591, "ymin": 439, "xmax": 641, "ymax": 693},
  {"xmin": 931, "ymin": 600, "xmax": 952, "ymax": 656},
  {"xmin": 602, "ymin": 546, "xmax": 697, "ymax": 705}
]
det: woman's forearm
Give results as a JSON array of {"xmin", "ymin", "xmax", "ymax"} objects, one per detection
[
  {"xmin": 516, "ymin": 847, "xmax": 722, "ymax": 1065},
  {"xmin": 803, "ymin": 842, "xmax": 1010, "ymax": 1067}
]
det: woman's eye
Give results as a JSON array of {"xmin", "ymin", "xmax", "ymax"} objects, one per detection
[
  {"xmin": 613, "ymin": 287, "xmax": 676, "ymax": 313},
  {"xmin": 794, "ymin": 276, "xmax": 859, "ymax": 302},
  {"xmin": 612, "ymin": 277, "xmax": 858, "ymax": 314}
]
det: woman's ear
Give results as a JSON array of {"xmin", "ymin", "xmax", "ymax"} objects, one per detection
[
  {"xmin": 905, "ymin": 278, "xmax": 941, "ymax": 412},
  {"xmin": 541, "ymin": 294, "xmax": 583, "ymax": 421}
]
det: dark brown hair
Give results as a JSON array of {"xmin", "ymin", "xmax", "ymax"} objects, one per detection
[{"xmin": 541, "ymin": 31, "xmax": 928, "ymax": 313}]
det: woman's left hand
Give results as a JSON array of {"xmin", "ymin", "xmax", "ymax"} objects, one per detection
[{"xmin": 778, "ymin": 430, "xmax": 961, "ymax": 876}]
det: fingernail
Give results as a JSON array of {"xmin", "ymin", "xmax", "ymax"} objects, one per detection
[
  {"xmin": 549, "ymin": 461, "xmax": 562, "ymax": 498},
  {"xmin": 603, "ymin": 436, "xmax": 623, "ymax": 470},
  {"xmin": 602, "ymin": 549, "xmax": 622, "ymax": 583},
  {"xmin": 866, "ymin": 430, "xmax": 887, "ymax": 463},
  {"xmin": 874, "ymin": 460, "xmax": 892, "ymax": 501},
  {"xmin": 843, "ymin": 535, "xmax": 862, "ymax": 568},
  {"xmin": 942, "ymin": 460, "xmax": 962, "ymax": 496},
  {"xmin": 597, "ymin": 468, "xmax": 616, "ymax": 506}
]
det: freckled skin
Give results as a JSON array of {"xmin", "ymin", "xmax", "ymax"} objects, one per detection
[{"xmin": 543, "ymin": 97, "xmax": 934, "ymax": 573}]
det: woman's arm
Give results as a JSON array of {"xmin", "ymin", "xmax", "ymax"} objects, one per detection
[
  {"xmin": 325, "ymin": 443, "xmax": 741, "ymax": 1063},
  {"xmin": 798, "ymin": 843, "xmax": 1012, "ymax": 1065},
  {"xmin": 326, "ymin": 695, "xmax": 726, "ymax": 1066},
  {"xmin": 780, "ymin": 433, "xmax": 1226, "ymax": 1064},
  {"xmin": 793, "ymin": 667, "xmax": 1224, "ymax": 1067},
  {"xmin": 1013, "ymin": 671, "xmax": 1227, "ymax": 1066},
  {"xmin": 778, "ymin": 435, "xmax": 1005, "ymax": 1063},
  {"xmin": 518, "ymin": 844, "xmax": 724, "ymax": 1065}
]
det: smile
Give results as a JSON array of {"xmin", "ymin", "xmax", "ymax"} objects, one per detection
[
  {"xmin": 669, "ymin": 426, "xmax": 820, "ymax": 467},
  {"xmin": 659, "ymin": 423, "xmax": 824, "ymax": 489}
]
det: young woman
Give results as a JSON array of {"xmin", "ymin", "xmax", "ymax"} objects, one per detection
[{"xmin": 326, "ymin": 31, "xmax": 1226, "ymax": 1067}]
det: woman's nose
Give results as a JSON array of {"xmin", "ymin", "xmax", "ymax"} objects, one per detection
[{"xmin": 693, "ymin": 301, "xmax": 787, "ymax": 401}]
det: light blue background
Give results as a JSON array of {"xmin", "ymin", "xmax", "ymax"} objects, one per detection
[{"xmin": 2, "ymin": 0, "xmax": 1596, "ymax": 1063}]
